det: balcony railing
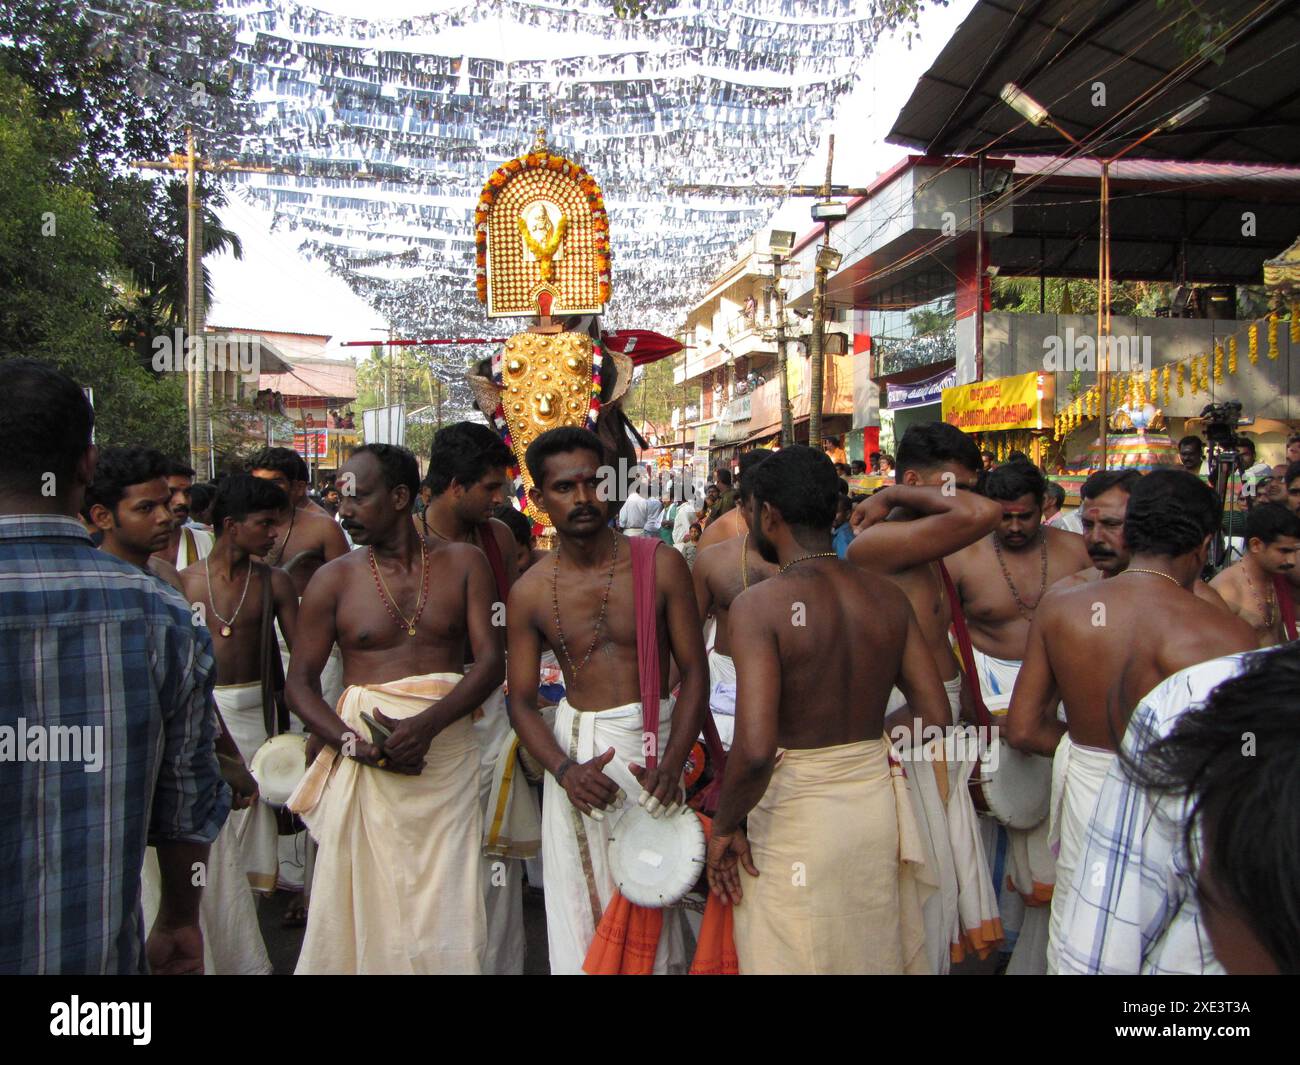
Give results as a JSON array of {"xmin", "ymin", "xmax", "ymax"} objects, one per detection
[{"xmin": 873, "ymin": 327, "xmax": 956, "ymax": 377}]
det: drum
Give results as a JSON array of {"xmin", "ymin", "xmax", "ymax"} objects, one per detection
[
  {"xmin": 608, "ymin": 803, "xmax": 707, "ymax": 909},
  {"xmin": 969, "ymin": 735, "xmax": 1052, "ymax": 830},
  {"xmin": 249, "ymin": 733, "xmax": 309, "ymax": 807},
  {"xmin": 603, "ymin": 754, "xmax": 707, "ymax": 908}
]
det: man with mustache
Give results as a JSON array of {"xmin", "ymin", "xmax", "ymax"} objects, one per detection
[
  {"xmin": 943, "ymin": 459, "xmax": 1088, "ymax": 973},
  {"xmin": 1052, "ymin": 468, "xmax": 1232, "ymax": 612},
  {"xmin": 1210, "ymin": 502, "xmax": 1300, "ymax": 646},
  {"xmin": 1007, "ymin": 468, "xmax": 1256, "ymax": 974},
  {"xmin": 287, "ymin": 445, "xmax": 503, "ymax": 973},
  {"xmin": 152, "ymin": 459, "xmax": 213, "ymax": 570},
  {"xmin": 506, "ymin": 427, "xmax": 709, "ymax": 974},
  {"xmin": 706, "ymin": 445, "xmax": 950, "ymax": 973}
]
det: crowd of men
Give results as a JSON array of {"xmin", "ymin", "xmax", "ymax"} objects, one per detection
[{"xmin": 2, "ymin": 357, "xmax": 1298, "ymax": 976}]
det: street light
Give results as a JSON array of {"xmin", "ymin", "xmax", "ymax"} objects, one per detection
[{"xmin": 1000, "ymin": 83, "xmax": 1209, "ymax": 469}]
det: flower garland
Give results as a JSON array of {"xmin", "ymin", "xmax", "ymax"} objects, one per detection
[
  {"xmin": 1161, "ymin": 363, "xmax": 1171, "ymax": 406},
  {"xmin": 1291, "ymin": 303, "xmax": 1300, "ymax": 344},
  {"xmin": 1268, "ymin": 313, "xmax": 1279, "ymax": 360},
  {"xmin": 1176, "ymin": 360, "xmax": 1185, "ymax": 397},
  {"xmin": 1213, "ymin": 342, "xmax": 1224, "ymax": 384},
  {"xmin": 1228, "ymin": 336, "xmax": 1237, "ymax": 376},
  {"xmin": 1248, "ymin": 323, "xmax": 1259, "ymax": 365},
  {"xmin": 475, "ymin": 151, "xmax": 611, "ymax": 306}
]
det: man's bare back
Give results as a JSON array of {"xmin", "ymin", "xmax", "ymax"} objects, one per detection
[
  {"xmin": 693, "ymin": 532, "xmax": 777, "ymax": 658},
  {"xmin": 947, "ymin": 527, "xmax": 1089, "ymax": 661},
  {"xmin": 698, "ymin": 506, "xmax": 745, "ymax": 550},
  {"xmin": 1013, "ymin": 575, "xmax": 1256, "ymax": 751},
  {"xmin": 730, "ymin": 561, "xmax": 947, "ymax": 750}
]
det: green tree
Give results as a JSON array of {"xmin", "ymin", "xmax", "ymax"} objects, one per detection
[{"xmin": 0, "ymin": 72, "xmax": 185, "ymax": 454}]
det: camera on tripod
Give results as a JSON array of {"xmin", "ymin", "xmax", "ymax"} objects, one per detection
[{"xmin": 1200, "ymin": 400, "xmax": 1245, "ymax": 450}]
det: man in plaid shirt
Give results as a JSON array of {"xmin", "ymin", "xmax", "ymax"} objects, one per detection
[{"xmin": 0, "ymin": 360, "xmax": 229, "ymax": 974}]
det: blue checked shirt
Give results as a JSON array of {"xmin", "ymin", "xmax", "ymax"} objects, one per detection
[
  {"xmin": 0, "ymin": 515, "xmax": 229, "ymax": 974},
  {"xmin": 1054, "ymin": 653, "xmax": 1251, "ymax": 975}
]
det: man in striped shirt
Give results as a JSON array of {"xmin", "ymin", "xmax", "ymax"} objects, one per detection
[{"xmin": 0, "ymin": 360, "xmax": 229, "ymax": 974}]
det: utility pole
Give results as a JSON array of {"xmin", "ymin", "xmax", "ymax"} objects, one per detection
[
  {"xmin": 771, "ymin": 257, "xmax": 794, "ymax": 447},
  {"xmin": 132, "ymin": 133, "xmax": 276, "ymax": 477},
  {"xmin": 808, "ymin": 136, "xmax": 840, "ymax": 450}
]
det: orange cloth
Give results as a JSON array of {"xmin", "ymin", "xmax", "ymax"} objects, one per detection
[
  {"xmin": 689, "ymin": 894, "xmax": 739, "ymax": 975},
  {"xmin": 581, "ymin": 891, "xmax": 663, "ymax": 975}
]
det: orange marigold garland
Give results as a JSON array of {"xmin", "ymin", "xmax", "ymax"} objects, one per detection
[{"xmin": 475, "ymin": 149, "xmax": 612, "ymax": 307}]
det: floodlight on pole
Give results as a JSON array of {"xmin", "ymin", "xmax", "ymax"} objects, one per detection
[
  {"xmin": 1000, "ymin": 83, "xmax": 1050, "ymax": 127},
  {"xmin": 768, "ymin": 229, "xmax": 796, "ymax": 256},
  {"xmin": 816, "ymin": 245, "xmax": 843, "ymax": 272}
]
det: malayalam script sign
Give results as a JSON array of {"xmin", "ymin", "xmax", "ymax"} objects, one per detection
[
  {"xmin": 941, "ymin": 371, "xmax": 1052, "ymax": 432},
  {"xmin": 886, "ymin": 368, "xmax": 955, "ymax": 410}
]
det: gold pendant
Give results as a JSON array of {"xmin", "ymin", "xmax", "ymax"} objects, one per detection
[
  {"xmin": 407, "ymin": 625, "xmax": 417, "ymax": 636},
  {"xmin": 220, "ymin": 625, "xmax": 232, "ymax": 637}
]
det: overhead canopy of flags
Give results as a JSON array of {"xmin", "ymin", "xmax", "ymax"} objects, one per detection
[{"xmin": 88, "ymin": 0, "xmax": 918, "ymax": 384}]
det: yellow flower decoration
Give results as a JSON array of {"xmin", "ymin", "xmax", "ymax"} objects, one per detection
[
  {"xmin": 1268, "ymin": 313, "xmax": 1279, "ymax": 360},
  {"xmin": 1228, "ymin": 336, "xmax": 1237, "ymax": 375},
  {"xmin": 1161, "ymin": 363, "xmax": 1171, "ymax": 406},
  {"xmin": 1291, "ymin": 303, "xmax": 1300, "ymax": 344},
  {"xmin": 1176, "ymin": 360, "xmax": 1185, "ymax": 397},
  {"xmin": 1248, "ymin": 323, "xmax": 1259, "ymax": 366},
  {"xmin": 1212, "ymin": 343, "xmax": 1223, "ymax": 383}
]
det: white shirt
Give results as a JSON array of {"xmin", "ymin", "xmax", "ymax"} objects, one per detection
[
  {"xmin": 618, "ymin": 492, "xmax": 649, "ymax": 531},
  {"xmin": 672, "ymin": 500, "xmax": 698, "ymax": 544},
  {"xmin": 1055, "ymin": 653, "xmax": 1251, "ymax": 975}
]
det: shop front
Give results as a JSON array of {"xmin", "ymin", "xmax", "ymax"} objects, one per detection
[{"xmin": 941, "ymin": 369, "xmax": 1056, "ymax": 464}]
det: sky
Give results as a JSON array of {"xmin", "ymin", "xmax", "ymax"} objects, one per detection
[{"xmin": 205, "ymin": 0, "xmax": 979, "ymax": 357}]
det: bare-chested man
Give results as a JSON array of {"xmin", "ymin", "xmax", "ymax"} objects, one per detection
[
  {"xmin": 1054, "ymin": 468, "xmax": 1232, "ymax": 613},
  {"xmin": 1210, "ymin": 501, "xmax": 1300, "ymax": 646},
  {"xmin": 848, "ymin": 422, "xmax": 1001, "ymax": 728},
  {"xmin": 286, "ymin": 444, "xmax": 503, "ymax": 974},
  {"xmin": 846, "ymin": 423, "xmax": 1004, "ymax": 972},
  {"xmin": 249, "ymin": 447, "xmax": 350, "ymax": 595},
  {"xmin": 692, "ymin": 450, "xmax": 777, "ymax": 747},
  {"xmin": 942, "ymin": 459, "xmax": 1088, "ymax": 973},
  {"xmin": 165, "ymin": 474, "xmax": 301, "ymax": 973},
  {"xmin": 1007, "ymin": 467, "xmax": 1257, "ymax": 973},
  {"xmin": 86, "ymin": 446, "xmax": 186, "ymax": 593},
  {"xmin": 706, "ymin": 445, "xmax": 950, "ymax": 974},
  {"xmin": 421, "ymin": 421, "xmax": 525, "ymax": 975},
  {"xmin": 507, "ymin": 427, "xmax": 708, "ymax": 974},
  {"xmin": 152, "ymin": 458, "xmax": 213, "ymax": 569}
]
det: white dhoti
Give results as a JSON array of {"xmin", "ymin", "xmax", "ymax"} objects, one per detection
[
  {"xmin": 273, "ymin": 615, "xmax": 339, "ymax": 894},
  {"xmin": 734, "ymin": 738, "xmax": 934, "ymax": 974},
  {"xmin": 210, "ymin": 681, "xmax": 280, "ymax": 894},
  {"xmin": 474, "ymin": 685, "xmax": 536, "ymax": 975},
  {"xmin": 1046, "ymin": 735, "xmax": 1116, "ymax": 974},
  {"xmin": 541, "ymin": 697, "xmax": 690, "ymax": 975},
  {"xmin": 289, "ymin": 673, "xmax": 485, "ymax": 974},
  {"xmin": 893, "ymin": 675, "xmax": 1001, "ymax": 968},
  {"xmin": 141, "ymin": 796, "xmax": 272, "ymax": 974},
  {"xmin": 707, "ymin": 647, "xmax": 737, "ymax": 750},
  {"xmin": 967, "ymin": 647, "xmax": 1056, "ymax": 973}
]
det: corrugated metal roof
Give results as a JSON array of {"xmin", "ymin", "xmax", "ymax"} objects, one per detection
[
  {"xmin": 888, "ymin": 0, "xmax": 1300, "ymax": 165},
  {"xmin": 260, "ymin": 357, "xmax": 357, "ymax": 401}
]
